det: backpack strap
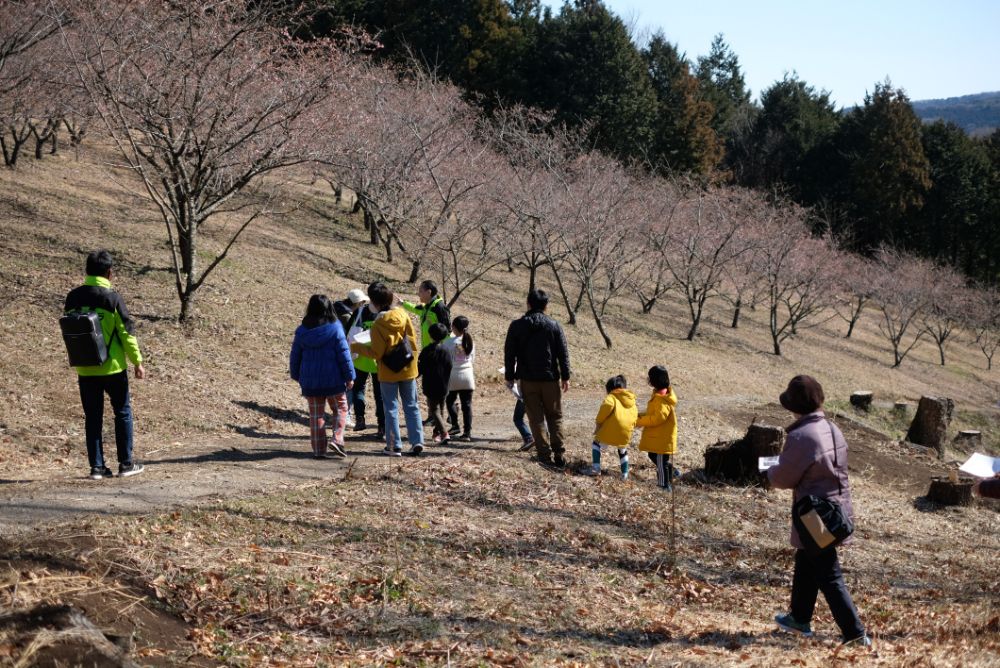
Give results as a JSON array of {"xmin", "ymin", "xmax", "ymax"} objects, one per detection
[{"xmin": 826, "ymin": 419, "xmax": 843, "ymax": 495}]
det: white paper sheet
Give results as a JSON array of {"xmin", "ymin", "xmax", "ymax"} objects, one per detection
[
  {"xmin": 958, "ymin": 452, "xmax": 1000, "ymax": 478},
  {"xmin": 758, "ymin": 455, "xmax": 780, "ymax": 472},
  {"xmin": 350, "ymin": 329, "xmax": 371, "ymax": 345}
]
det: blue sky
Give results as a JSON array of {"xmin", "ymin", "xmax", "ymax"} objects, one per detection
[{"xmin": 539, "ymin": 1, "xmax": 1000, "ymax": 108}]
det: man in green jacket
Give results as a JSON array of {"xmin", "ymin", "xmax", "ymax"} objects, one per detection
[
  {"xmin": 402, "ymin": 280, "xmax": 451, "ymax": 348},
  {"xmin": 64, "ymin": 250, "xmax": 146, "ymax": 479}
]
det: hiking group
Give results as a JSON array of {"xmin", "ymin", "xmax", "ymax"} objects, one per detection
[{"xmin": 62, "ymin": 249, "xmax": 1000, "ymax": 648}]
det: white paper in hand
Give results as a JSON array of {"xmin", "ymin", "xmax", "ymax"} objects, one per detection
[
  {"xmin": 509, "ymin": 383, "xmax": 523, "ymax": 401},
  {"xmin": 959, "ymin": 452, "xmax": 1000, "ymax": 478},
  {"xmin": 758, "ymin": 455, "xmax": 780, "ymax": 472},
  {"xmin": 350, "ymin": 329, "xmax": 371, "ymax": 345}
]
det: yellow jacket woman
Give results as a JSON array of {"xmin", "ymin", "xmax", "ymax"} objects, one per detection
[
  {"xmin": 352, "ymin": 306, "xmax": 418, "ymax": 382},
  {"xmin": 349, "ymin": 283, "xmax": 424, "ymax": 456}
]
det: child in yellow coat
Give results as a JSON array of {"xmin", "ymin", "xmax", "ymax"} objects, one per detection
[
  {"xmin": 584, "ymin": 375, "xmax": 638, "ymax": 479},
  {"xmin": 635, "ymin": 365, "xmax": 678, "ymax": 490}
]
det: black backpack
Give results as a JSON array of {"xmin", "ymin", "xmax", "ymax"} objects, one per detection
[{"xmin": 60, "ymin": 311, "xmax": 112, "ymax": 367}]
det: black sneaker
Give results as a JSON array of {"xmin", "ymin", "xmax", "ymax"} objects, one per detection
[
  {"xmin": 447, "ymin": 425, "xmax": 461, "ymax": 435},
  {"xmin": 352, "ymin": 421, "xmax": 367, "ymax": 432},
  {"xmin": 118, "ymin": 460, "xmax": 145, "ymax": 477},
  {"xmin": 517, "ymin": 439, "xmax": 535, "ymax": 452},
  {"xmin": 553, "ymin": 455, "xmax": 566, "ymax": 469},
  {"xmin": 409, "ymin": 443, "xmax": 424, "ymax": 456},
  {"xmin": 89, "ymin": 466, "xmax": 114, "ymax": 480},
  {"xmin": 329, "ymin": 442, "xmax": 347, "ymax": 458}
]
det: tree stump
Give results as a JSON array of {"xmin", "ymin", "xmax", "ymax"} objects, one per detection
[
  {"xmin": 747, "ymin": 424, "xmax": 785, "ymax": 457},
  {"xmin": 850, "ymin": 391, "xmax": 873, "ymax": 411},
  {"xmin": 953, "ymin": 430, "xmax": 982, "ymax": 449},
  {"xmin": 704, "ymin": 423, "xmax": 784, "ymax": 484},
  {"xmin": 926, "ymin": 476, "xmax": 975, "ymax": 506},
  {"xmin": 905, "ymin": 396, "xmax": 954, "ymax": 460},
  {"xmin": 893, "ymin": 401, "xmax": 911, "ymax": 415}
]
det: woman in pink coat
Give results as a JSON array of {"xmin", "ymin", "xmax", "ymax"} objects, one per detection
[{"xmin": 766, "ymin": 375, "xmax": 869, "ymax": 647}]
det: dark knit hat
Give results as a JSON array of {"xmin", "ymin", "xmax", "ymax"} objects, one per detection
[{"xmin": 779, "ymin": 375, "xmax": 825, "ymax": 414}]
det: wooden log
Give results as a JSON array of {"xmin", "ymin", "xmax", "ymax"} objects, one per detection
[
  {"xmin": 850, "ymin": 391, "xmax": 873, "ymax": 411},
  {"xmin": 953, "ymin": 430, "xmax": 982, "ymax": 449},
  {"xmin": 893, "ymin": 401, "xmax": 911, "ymax": 415},
  {"xmin": 926, "ymin": 476, "xmax": 975, "ymax": 506},
  {"xmin": 905, "ymin": 396, "xmax": 954, "ymax": 459}
]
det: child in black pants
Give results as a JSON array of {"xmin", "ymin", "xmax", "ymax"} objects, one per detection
[{"xmin": 417, "ymin": 323, "xmax": 453, "ymax": 444}]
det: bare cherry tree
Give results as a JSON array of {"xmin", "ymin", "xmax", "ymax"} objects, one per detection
[
  {"xmin": 664, "ymin": 186, "xmax": 757, "ymax": 340},
  {"xmin": 429, "ymin": 173, "xmax": 516, "ymax": 308},
  {"xmin": 872, "ymin": 247, "xmax": 934, "ymax": 367},
  {"xmin": 921, "ymin": 264, "xmax": 969, "ymax": 366},
  {"xmin": 0, "ymin": 1, "xmax": 66, "ymax": 166},
  {"xmin": 632, "ymin": 176, "xmax": 683, "ymax": 314},
  {"xmin": 490, "ymin": 109, "xmax": 586, "ymax": 321},
  {"xmin": 970, "ymin": 286, "xmax": 1000, "ymax": 370},
  {"xmin": 758, "ymin": 203, "xmax": 840, "ymax": 356},
  {"xmin": 555, "ymin": 153, "xmax": 645, "ymax": 348},
  {"xmin": 832, "ymin": 252, "xmax": 879, "ymax": 338},
  {"xmin": 68, "ymin": 0, "xmax": 350, "ymax": 321}
]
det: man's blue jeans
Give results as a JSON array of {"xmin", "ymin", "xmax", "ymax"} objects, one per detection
[
  {"xmin": 379, "ymin": 379, "xmax": 424, "ymax": 450},
  {"xmin": 78, "ymin": 371, "xmax": 134, "ymax": 469}
]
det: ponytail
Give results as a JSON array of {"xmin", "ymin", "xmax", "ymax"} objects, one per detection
[{"xmin": 453, "ymin": 315, "xmax": 473, "ymax": 355}]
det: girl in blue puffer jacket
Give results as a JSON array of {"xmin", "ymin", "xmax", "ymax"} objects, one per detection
[{"xmin": 290, "ymin": 295, "xmax": 355, "ymax": 458}]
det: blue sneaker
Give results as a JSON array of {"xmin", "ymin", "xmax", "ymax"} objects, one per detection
[{"xmin": 775, "ymin": 613, "xmax": 813, "ymax": 637}]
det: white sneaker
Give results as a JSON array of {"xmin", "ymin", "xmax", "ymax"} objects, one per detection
[{"xmin": 382, "ymin": 446, "xmax": 402, "ymax": 457}]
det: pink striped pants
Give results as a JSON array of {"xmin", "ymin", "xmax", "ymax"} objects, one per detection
[{"xmin": 306, "ymin": 394, "xmax": 348, "ymax": 456}]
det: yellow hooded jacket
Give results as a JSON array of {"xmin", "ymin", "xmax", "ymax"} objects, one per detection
[
  {"xmin": 635, "ymin": 388, "xmax": 678, "ymax": 455},
  {"xmin": 594, "ymin": 388, "xmax": 638, "ymax": 447},
  {"xmin": 350, "ymin": 307, "xmax": 419, "ymax": 382}
]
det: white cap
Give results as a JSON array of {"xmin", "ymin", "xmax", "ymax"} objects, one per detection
[{"xmin": 347, "ymin": 288, "xmax": 369, "ymax": 305}]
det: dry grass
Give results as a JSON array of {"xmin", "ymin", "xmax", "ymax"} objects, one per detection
[{"xmin": 0, "ymin": 141, "xmax": 998, "ymax": 666}]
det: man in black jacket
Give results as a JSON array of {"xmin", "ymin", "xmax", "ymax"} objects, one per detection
[{"xmin": 503, "ymin": 289, "xmax": 571, "ymax": 467}]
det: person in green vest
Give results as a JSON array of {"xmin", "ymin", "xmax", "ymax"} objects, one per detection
[{"xmin": 402, "ymin": 280, "xmax": 451, "ymax": 348}]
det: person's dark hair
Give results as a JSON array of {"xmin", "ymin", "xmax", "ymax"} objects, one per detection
[
  {"xmin": 452, "ymin": 315, "xmax": 473, "ymax": 355},
  {"xmin": 302, "ymin": 294, "xmax": 335, "ymax": 328},
  {"xmin": 420, "ymin": 279, "xmax": 438, "ymax": 298},
  {"xmin": 86, "ymin": 249, "xmax": 113, "ymax": 277},
  {"xmin": 606, "ymin": 374, "xmax": 627, "ymax": 393},
  {"xmin": 367, "ymin": 281, "xmax": 394, "ymax": 310},
  {"xmin": 527, "ymin": 288, "xmax": 549, "ymax": 311},
  {"xmin": 648, "ymin": 365, "xmax": 670, "ymax": 391},
  {"xmin": 429, "ymin": 322, "xmax": 449, "ymax": 343}
]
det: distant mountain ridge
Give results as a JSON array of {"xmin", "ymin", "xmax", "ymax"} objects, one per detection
[{"xmin": 911, "ymin": 91, "xmax": 1000, "ymax": 137}]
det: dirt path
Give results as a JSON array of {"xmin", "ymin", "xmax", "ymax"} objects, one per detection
[{"xmin": 0, "ymin": 396, "xmax": 946, "ymax": 534}]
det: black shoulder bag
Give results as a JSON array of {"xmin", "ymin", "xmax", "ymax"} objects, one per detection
[
  {"xmin": 382, "ymin": 336, "xmax": 414, "ymax": 373},
  {"xmin": 791, "ymin": 421, "xmax": 855, "ymax": 556}
]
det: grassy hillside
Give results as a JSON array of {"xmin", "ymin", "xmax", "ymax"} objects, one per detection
[{"xmin": 0, "ymin": 142, "xmax": 998, "ymax": 666}]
